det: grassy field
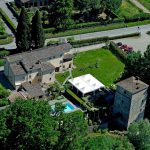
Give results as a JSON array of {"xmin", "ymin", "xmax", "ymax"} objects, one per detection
[
  {"xmin": 117, "ymin": 0, "xmax": 142, "ymax": 17},
  {"xmin": 138, "ymin": 0, "xmax": 150, "ymax": 10},
  {"xmin": 56, "ymin": 48, "xmax": 125, "ymax": 86}
]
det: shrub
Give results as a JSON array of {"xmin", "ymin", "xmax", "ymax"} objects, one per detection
[
  {"xmin": 109, "ymin": 41, "xmax": 126, "ymax": 62},
  {"xmin": 110, "ymin": 32, "xmax": 141, "ymax": 40},
  {"xmin": 0, "ymin": 50, "xmax": 10, "ymax": 58},
  {"xmin": 70, "ymin": 36, "xmax": 109, "ymax": 48},
  {"xmin": 47, "ymin": 40, "xmax": 59, "ymax": 46},
  {"xmin": 0, "ymin": 59, "xmax": 4, "ymax": 66},
  {"xmin": 0, "ymin": 84, "xmax": 10, "ymax": 98},
  {"xmin": 0, "ymin": 98, "xmax": 10, "ymax": 107},
  {"xmin": 44, "ymin": 28, "xmax": 55, "ymax": 33},
  {"xmin": 67, "ymin": 36, "xmax": 75, "ymax": 42},
  {"xmin": 111, "ymin": 17, "xmax": 125, "ymax": 23}
]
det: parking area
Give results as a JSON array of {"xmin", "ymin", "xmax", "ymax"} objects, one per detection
[{"xmin": 113, "ymin": 32, "xmax": 150, "ymax": 53}]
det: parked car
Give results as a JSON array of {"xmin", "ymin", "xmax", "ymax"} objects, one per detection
[
  {"xmin": 120, "ymin": 44, "xmax": 128, "ymax": 49},
  {"xmin": 128, "ymin": 46, "xmax": 133, "ymax": 52}
]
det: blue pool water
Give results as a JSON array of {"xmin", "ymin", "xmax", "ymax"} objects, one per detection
[{"xmin": 64, "ymin": 102, "xmax": 75, "ymax": 112}]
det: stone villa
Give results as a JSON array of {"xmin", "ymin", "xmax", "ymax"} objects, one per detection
[
  {"xmin": 4, "ymin": 43, "xmax": 73, "ymax": 89},
  {"xmin": 113, "ymin": 76, "xmax": 149, "ymax": 129}
]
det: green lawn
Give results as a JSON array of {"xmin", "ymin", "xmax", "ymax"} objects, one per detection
[
  {"xmin": 117, "ymin": 0, "xmax": 142, "ymax": 17},
  {"xmin": 56, "ymin": 48, "xmax": 125, "ymax": 86},
  {"xmin": 138, "ymin": 0, "xmax": 150, "ymax": 10}
]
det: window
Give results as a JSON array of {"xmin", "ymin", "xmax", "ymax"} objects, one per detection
[{"xmin": 49, "ymin": 78, "xmax": 51, "ymax": 81}]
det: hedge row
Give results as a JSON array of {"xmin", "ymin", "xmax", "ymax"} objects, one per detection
[
  {"xmin": 0, "ymin": 50, "xmax": 10, "ymax": 58},
  {"xmin": 0, "ymin": 8, "xmax": 16, "ymax": 33},
  {"xmin": 109, "ymin": 32, "xmax": 141, "ymax": 40},
  {"xmin": 0, "ymin": 34, "xmax": 8, "ymax": 40},
  {"xmin": 70, "ymin": 36, "xmax": 108, "ymax": 48},
  {"xmin": 0, "ymin": 36, "xmax": 13, "ymax": 45},
  {"xmin": 68, "ymin": 32, "xmax": 140, "ymax": 48},
  {"xmin": 124, "ymin": 13, "xmax": 150, "ymax": 23},
  {"xmin": 109, "ymin": 41, "xmax": 126, "ymax": 62},
  {"xmin": 6, "ymin": 2, "xmax": 19, "ymax": 20}
]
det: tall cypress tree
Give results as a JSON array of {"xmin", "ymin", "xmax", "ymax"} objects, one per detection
[
  {"xmin": 31, "ymin": 10, "xmax": 45, "ymax": 49},
  {"xmin": 16, "ymin": 7, "xmax": 31, "ymax": 52}
]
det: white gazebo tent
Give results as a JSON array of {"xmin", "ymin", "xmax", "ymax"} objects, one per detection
[{"xmin": 68, "ymin": 74, "xmax": 105, "ymax": 97}]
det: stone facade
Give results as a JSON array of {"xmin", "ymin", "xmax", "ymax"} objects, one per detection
[
  {"xmin": 113, "ymin": 77, "xmax": 149, "ymax": 129},
  {"xmin": 4, "ymin": 44, "xmax": 73, "ymax": 89}
]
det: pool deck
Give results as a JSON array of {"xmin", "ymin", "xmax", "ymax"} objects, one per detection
[{"xmin": 49, "ymin": 95, "xmax": 81, "ymax": 113}]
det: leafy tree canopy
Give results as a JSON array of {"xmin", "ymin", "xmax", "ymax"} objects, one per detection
[{"xmin": 127, "ymin": 119, "xmax": 150, "ymax": 150}]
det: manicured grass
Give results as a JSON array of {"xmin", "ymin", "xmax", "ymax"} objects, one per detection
[
  {"xmin": 56, "ymin": 48, "xmax": 125, "ymax": 86},
  {"xmin": 117, "ymin": 0, "xmax": 142, "ymax": 17},
  {"xmin": 138, "ymin": 0, "xmax": 150, "ymax": 10},
  {"xmin": 0, "ymin": 36, "xmax": 13, "ymax": 45}
]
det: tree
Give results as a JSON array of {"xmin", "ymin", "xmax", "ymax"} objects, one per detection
[
  {"xmin": 16, "ymin": 7, "xmax": 31, "ymax": 52},
  {"xmin": 101, "ymin": 0, "xmax": 122, "ymax": 12},
  {"xmin": 0, "ymin": 99, "xmax": 59, "ymax": 149},
  {"xmin": 55, "ymin": 110, "xmax": 88, "ymax": 150},
  {"xmin": 74, "ymin": 0, "xmax": 91, "ymax": 13},
  {"xmin": 124, "ymin": 51, "xmax": 144, "ymax": 78},
  {"xmin": 31, "ymin": 10, "xmax": 45, "ymax": 49},
  {"xmin": 51, "ymin": 0, "xmax": 73, "ymax": 31},
  {"xmin": 0, "ymin": 99, "xmax": 88, "ymax": 150},
  {"xmin": 143, "ymin": 45, "xmax": 150, "ymax": 84},
  {"xmin": 127, "ymin": 119, "xmax": 150, "ymax": 150}
]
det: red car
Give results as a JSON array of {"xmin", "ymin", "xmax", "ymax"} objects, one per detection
[
  {"xmin": 120, "ymin": 44, "xmax": 128, "ymax": 49},
  {"xmin": 128, "ymin": 46, "xmax": 133, "ymax": 52}
]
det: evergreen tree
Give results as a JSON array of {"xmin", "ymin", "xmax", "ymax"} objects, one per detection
[
  {"xmin": 31, "ymin": 10, "xmax": 45, "ymax": 49},
  {"xmin": 16, "ymin": 7, "xmax": 31, "ymax": 52},
  {"xmin": 51, "ymin": 0, "xmax": 73, "ymax": 31}
]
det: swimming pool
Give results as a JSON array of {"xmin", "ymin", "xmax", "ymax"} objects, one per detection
[
  {"xmin": 64, "ymin": 102, "xmax": 75, "ymax": 112},
  {"xmin": 51, "ymin": 102, "xmax": 75, "ymax": 113}
]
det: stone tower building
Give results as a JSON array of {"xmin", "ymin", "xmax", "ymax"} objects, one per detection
[{"xmin": 113, "ymin": 76, "xmax": 149, "ymax": 129}]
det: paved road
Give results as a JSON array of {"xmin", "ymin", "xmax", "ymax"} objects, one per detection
[
  {"xmin": 130, "ymin": 0, "xmax": 150, "ymax": 13},
  {"xmin": 46, "ymin": 24, "xmax": 150, "ymax": 43},
  {"xmin": 1, "ymin": 23, "xmax": 150, "ymax": 50}
]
